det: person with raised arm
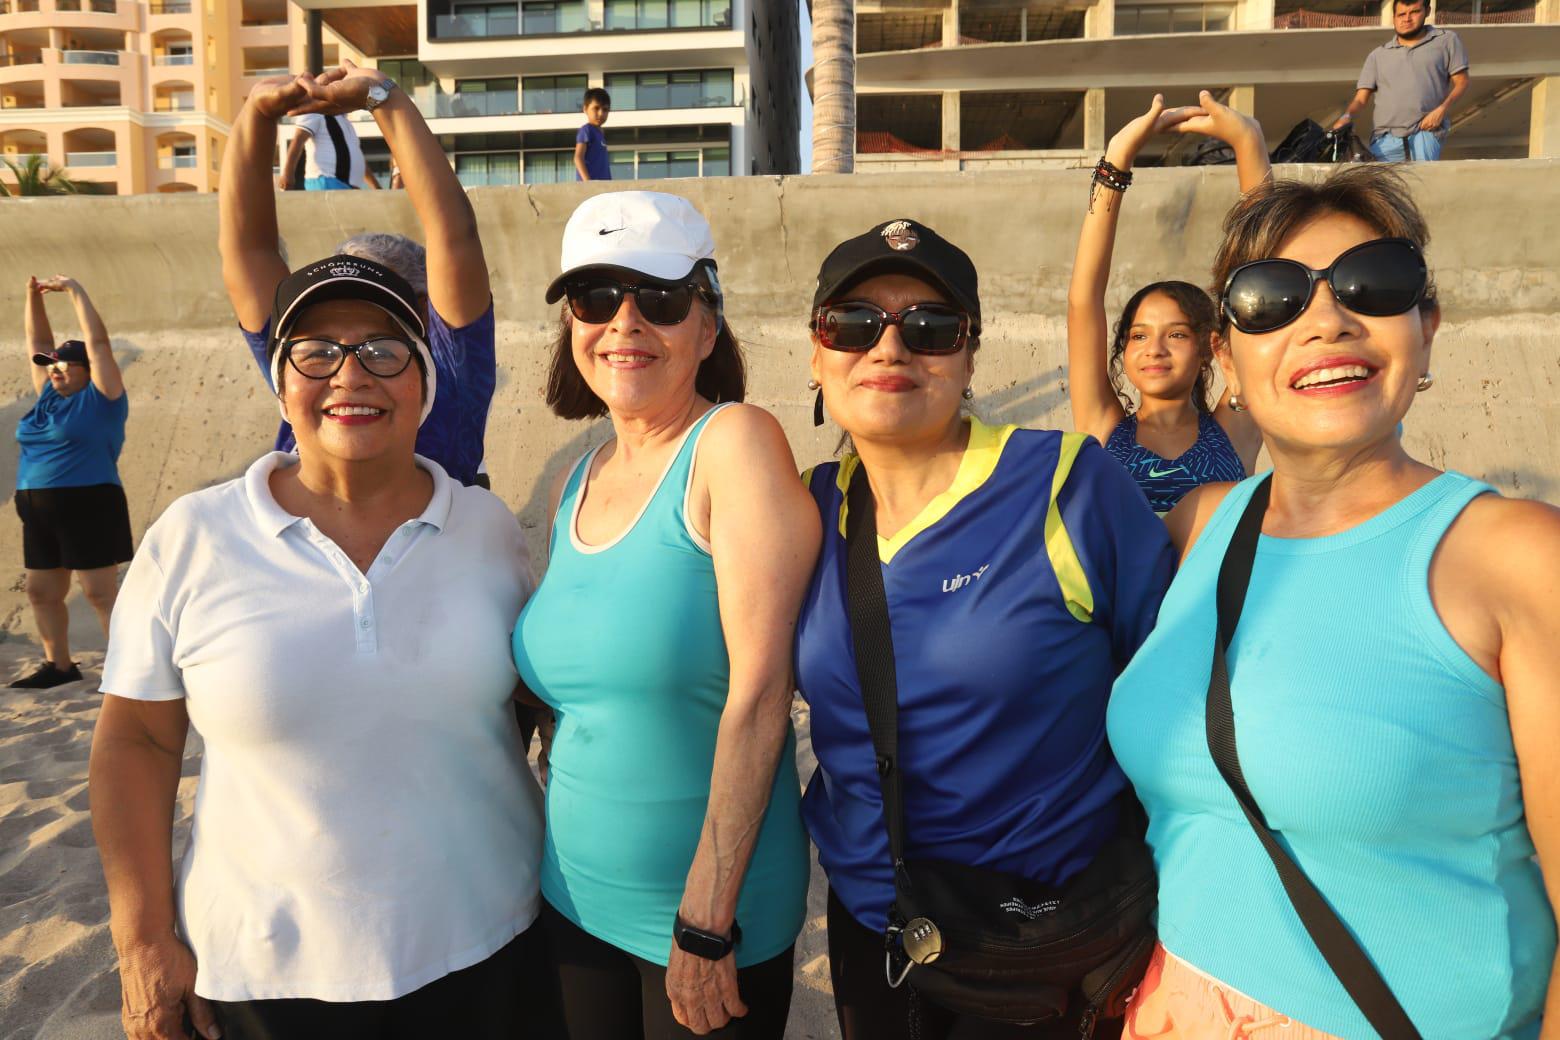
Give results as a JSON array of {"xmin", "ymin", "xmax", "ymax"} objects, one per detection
[
  {"xmin": 11, "ymin": 274, "xmax": 130, "ymax": 689},
  {"xmin": 221, "ymin": 62, "xmax": 496, "ymax": 488},
  {"xmin": 1067, "ymin": 92, "xmax": 1265, "ymax": 513}
]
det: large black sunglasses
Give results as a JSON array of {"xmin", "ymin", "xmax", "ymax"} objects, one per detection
[
  {"xmin": 565, "ymin": 276, "xmax": 715, "ymax": 326},
  {"xmin": 284, "ymin": 336, "xmax": 416, "ymax": 379},
  {"xmin": 1221, "ymin": 238, "xmax": 1428, "ymax": 335},
  {"xmin": 812, "ymin": 302, "xmax": 971, "ymax": 355}
]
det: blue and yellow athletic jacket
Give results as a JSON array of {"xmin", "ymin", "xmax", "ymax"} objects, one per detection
[{"xmin": 795, "ymin": 418, "xmax": 1175, "ymax": 931}]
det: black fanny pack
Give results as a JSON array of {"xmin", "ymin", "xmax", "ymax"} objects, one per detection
[{"xmin": 842, "ymin": 465, "xmax": 1156, "ymax": 1031}]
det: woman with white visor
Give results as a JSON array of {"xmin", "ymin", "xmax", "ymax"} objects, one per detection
[{"xmin": 90, "ymin": 257, "xmax": 558, "ymax": 1040}]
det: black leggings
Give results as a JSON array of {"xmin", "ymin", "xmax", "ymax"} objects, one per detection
[
  {"xmin": 540, "ymin": 899, "xmax": 794, "ymax": 1040},
  {"xmin": 826, "ymin": 888, "xmax": 1122, "ymax": 1040},
  {"xmin": 210, "ymin": 922, "xmax": 564, "ymax": 1039}
]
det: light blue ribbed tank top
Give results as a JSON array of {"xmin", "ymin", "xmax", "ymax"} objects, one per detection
[
  {"xmin": 1108, "ymin": 471, "xmax": 1554, "ymax": 1039},
  {"xmin": 512, "ymin": 404, "xmax": 809, "ymax": 967}
]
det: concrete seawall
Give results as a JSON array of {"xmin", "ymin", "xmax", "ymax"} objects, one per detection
[{"xmin": 3, "ymin": 162, "xmax": 1556, "ymax": 594}]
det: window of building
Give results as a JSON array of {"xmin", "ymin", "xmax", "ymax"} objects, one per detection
[
  {"xmin": 604, "ymin": 0, "xmax": 728, "ymax": 29},
  {"xmin": 604, "ymin": 69, "xmax": 734, "ymax": 110},
  {"xmin": 379, "ymin": 58, "xmax": 433, "ymax": 92},
  {"xmin": 523, "ymin": 74, "xmax": 588, "ymax": 114},
  {"xmin": 523, "ymin": 150, "xmax": 574, "ymax": 183},
  {"xmin": 521, "ymin": 0, "xmax": 586, "ymax": 33},
  {"xmin": 441, "ymin": 2, "xmax": 520, "ymax": 36},
  {"xmin": 1115, "ymin": 1, "xmax": 1234, "ymax": 33},
  {"xmin": 452, "ymin": 77, "xmax": 519, "ymax": 117},
  {"xmin": 456, "ymin": 151, "xmax": 522, "ymax": 186}
]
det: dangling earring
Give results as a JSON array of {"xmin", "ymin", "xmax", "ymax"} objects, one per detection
[
  {"xmin": 810, "ymin": 381, "xmax": 825, "ymax": 427},
  {"xmin": 1416, "ymin": 372, "xmax": 1434, "ymax": 393},
  {"xmin": 1228, "ymin": 393, "xmax": 1246, "ymax": 412},
  {"xmin": 962, "ymin": 387, "xmax": 974, "ymax": 401}
]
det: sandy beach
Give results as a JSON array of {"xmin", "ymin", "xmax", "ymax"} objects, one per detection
[{"xmin": 0, "ymin": 630, "xmax": 837, "ymax": 1040}]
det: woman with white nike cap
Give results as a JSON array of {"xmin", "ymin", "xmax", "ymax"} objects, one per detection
[
  {"xmin": 514, "ymin": 191, "xmax": 818, "ymax": 1039},
  {"xmin": 89, "ymin": 256, "xmax": 557, "ymax": 1040}
]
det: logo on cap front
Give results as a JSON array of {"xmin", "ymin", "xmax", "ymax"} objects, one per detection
[
  {"xmin": 329, "ymin": 263, "xmax": 363, "ymax": 277},
  {"xmin": 882, "ymin": 220, "xmax": 919, "ymax": 252}
]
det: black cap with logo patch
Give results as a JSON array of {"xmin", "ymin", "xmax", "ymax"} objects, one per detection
[
  {"xmin": 32, "ymin": 339, "xmax": 89, "ymax": 367},
  {"xmin": 266, "ymin": 255, "xmax": 426, "ymax": 362},
  {"xmin": 812, "ymin": 219, "xmax": 981, "ymax": 334}
]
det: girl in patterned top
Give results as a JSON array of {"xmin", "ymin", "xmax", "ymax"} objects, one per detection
[{"xmin": 1067, "ymin": 91, "xmax": 1265, "ymax": 512}]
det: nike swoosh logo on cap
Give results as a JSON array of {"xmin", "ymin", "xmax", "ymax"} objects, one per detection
[{"xmin": 599, "ymin": 227, "xmax": 627, "ymax": 235}]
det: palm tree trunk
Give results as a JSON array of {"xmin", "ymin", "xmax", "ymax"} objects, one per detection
[{"xmin": 811, "ymin": 0, "xmax": 856, "ymax": 173}]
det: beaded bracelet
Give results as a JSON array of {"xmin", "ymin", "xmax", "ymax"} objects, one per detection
[{"xmin": 1091, "ymin": 157, "xmax": 1133, "ymax": 193}]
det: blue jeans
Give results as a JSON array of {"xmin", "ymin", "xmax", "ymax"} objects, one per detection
[{"xmin": 1370, "ymin": 130, "xmax": 1444, "ymax": 162}]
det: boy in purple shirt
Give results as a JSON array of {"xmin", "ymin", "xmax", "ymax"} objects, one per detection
[{"xmin": 573, "ymin": 88, "xmax": 612, "ymax": 181}]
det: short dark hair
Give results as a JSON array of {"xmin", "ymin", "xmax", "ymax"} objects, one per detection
[
  {"xmin": 545, "ymin": 303, "xmax": 745, "ymax": 420},
  {"xmin": 1211, "ymin": 164, "xmax": 1437, "ymax": 332},
  {"xmin": 1109, "ymin": 281, "xmax": 1218, "ymax": 413},
  {"xmin": 1394, "ymin": 0, "xmax": 1427, "ymax": 9},
  {"xmin": 583, "ymin": 87, "xmax": 611, "ymax": 108}
]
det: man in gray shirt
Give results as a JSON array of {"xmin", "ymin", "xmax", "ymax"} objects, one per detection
[{"xmin": 1331, "ymin": 0, "xmax": 1469, "ymax": 161}]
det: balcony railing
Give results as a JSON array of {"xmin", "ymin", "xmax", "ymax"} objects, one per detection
[
  {"xmin": 432, "ymin": 0, "xmax": 730, "ymax": 38},
  {"xmin": 55, "ymin": 0, "xmax": 118, "ymax": 10},
  {"xmin": 66, "ymin": 149, "xmax": 116, "ymax": 166},
  {"xmin": 1, "ymin": 95, "xmax": 46, "ymax": 106},
  {"xmin": 1272, "ymin": 6, "xmax": 1376, "ymax": 25},
  {"xmin": 0, "ymin": 0, "xmax": 44, "ymax": 12},
  {"xmin": 155, "ymin": 52, "xmax": 195, "ymax": 64},
  {"xmin": 154, "ymin": 94, "xmax": 194, "ymax": 110},
  {"xmin": 2, "ymin": 151, "xmax": 48, "ymax": 164},
  {"xmin": 243, "ymin": 65, "xmax": 289, "ymax": 76},
  {"xmin": 160, "ymin": 153, "xmax": 197, "ymax": 168},
  {"xmin": 1117, "ymin": 1, "xmax": 1234, "ymax": 33},
  {"xmin": 435, "ymin": 9, "xmax": 520, "ymax": 37},
  {"xmin": 150, "ymin": 0, "xmax": 193, "ymax": 11},
  {"xmin": 1435, "ymin": 3, "xmax": 1534, "ymax": 21},
  {"xmin": 61, "ymin": 49, "xmax": 121, "ymax": 64},
  {"xmin": 0, "ymin": 51, "xmax": 45, "ymax": 65},
  {"xmin": 414, "ymin": 89, "xmax": 520, "ymax": 118}
]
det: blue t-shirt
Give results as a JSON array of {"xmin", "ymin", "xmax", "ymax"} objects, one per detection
[
  {"xmin": 576, "ymin": 123, "xmax": 611, "ymax": 181},
  {"xmin": 15, "ymin": 381, "xmax": 129, "ymax": 491},
  {"xmin": 242, "ymin": 301, "xmax": 496, "ymax": 487},
  {"xmin": 795, "ymin": 420, "xmax": 1174, "ymax": 931}
]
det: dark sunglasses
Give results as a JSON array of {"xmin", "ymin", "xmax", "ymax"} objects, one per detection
[
  {"xmin": 812, "ymin": 302, "xmax": 971, "ymax": 355},
  {"xmin": 565, "ymin": 277, "xmax": 715, "ymax": 326},
  {"xmin": 284, "ymin": 336, "xmax": 416, "ymax": 379},
  {"xmin": 1221, "ymin": 238, "xmax": 1428, "ymax": 335}
]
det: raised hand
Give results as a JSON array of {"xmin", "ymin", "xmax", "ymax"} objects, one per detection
[
  {"xmin": 1104, "ymin": 94, "xmax": 1201, "ymax": 170},
  {"xmin": 26, "ymin": 275, "xmax": 39, "ymax": 295},
  {"xmin": 1167, "ymin": 89, "xmax": 1264, "ymax": 149},
  {"xmin": 246, "ymin": 74, "xmax": 310, "ymax": 121},
  {"xmin": 290, "ymin": 60, "xmax": 388, "ymax": 117},
  {"xmin": 35, "ymin": 275, "xmax": 76, "ymax": 294}
]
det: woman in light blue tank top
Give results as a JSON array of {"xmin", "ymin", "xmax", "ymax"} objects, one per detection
[
  {"xmin": 513, "ymin": 191, "xmax": 819, "ymax": 1040},
  {"xmin": 1108, "ymin": 167, "xmax": 1560, "ymax": 1037},
  {"xmin": 1067, "ymin": 94, "xmax": 1264, "ymax": 512}
]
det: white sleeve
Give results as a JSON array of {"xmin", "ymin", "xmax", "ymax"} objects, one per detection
[
  {"xmin": 293, "ymin": 113, "xmax": 323, "ymax": 138},
  {"xmin": 101, "ymin": 538, "xmax": 184, "ymax": 701}
]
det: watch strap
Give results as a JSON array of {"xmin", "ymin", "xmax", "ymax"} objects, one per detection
[{"xmin": 674, "ymin": 914, "xmax": 741, "ymax": 960}]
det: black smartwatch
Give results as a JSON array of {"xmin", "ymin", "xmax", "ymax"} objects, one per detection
[{"xmin": 673, "ymin": 913, "xmax": 741, "ymax": 960}]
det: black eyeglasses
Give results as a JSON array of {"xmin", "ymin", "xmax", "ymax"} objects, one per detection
[
  {"xmin": 1220, "ymin": 238, "xmax": 1428, "ymax": 335},
  {"xmin": 812, "ymin": 302, "xmax": 971, "ymax": 355},
  {"xmin": 283, "ymin": 336, "xmax": 417, "ymax": 380},
  {"xmin": 565, "ymin": 277, "xmax": 715, "ymax": 326}
]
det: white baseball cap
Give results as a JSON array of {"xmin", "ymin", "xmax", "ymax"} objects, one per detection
[{"xmin": 544, "ymin": 191, "xmax": 717, "ymax": 303}]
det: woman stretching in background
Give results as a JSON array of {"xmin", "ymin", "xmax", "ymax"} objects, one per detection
[{"xmin": 1067, "ymin": 92, "xmax": 1266, "ymax": 512}]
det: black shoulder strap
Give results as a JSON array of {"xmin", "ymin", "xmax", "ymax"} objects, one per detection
[
  {"xmin": 843, "ymin": 463, "xmax": 907, "ymax": 862},
  {"xmin": 1207, "ymin": 476, "xmax": 1423, "ymax": 1040},
  {"xmin": 323, "ymin": 115, "xmax": 353, "ymax": 184}
]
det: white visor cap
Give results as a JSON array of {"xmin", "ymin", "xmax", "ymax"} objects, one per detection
[{"xmin": 545, "ymin": 191, "xmax": 718, "ymax": 303}]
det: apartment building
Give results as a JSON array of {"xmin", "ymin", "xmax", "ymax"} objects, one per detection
[
  {"xmin": 842, "ymin": 0, "xmax": 1560, "ymax": 169},
  {"xmin": 0, "ymin": 0, "xmax": 359, "ymax": 192},
  {"xmin": 295, "ymin": 0, "xmax": 800, "ymax": 186}
]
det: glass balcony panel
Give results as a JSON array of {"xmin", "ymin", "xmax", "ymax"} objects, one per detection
[
  {"xmin": 521, "ymin": 150, "xmax": 569, "ymax": 184},
  {"xmin": 155, "ymin": 51, "xmax": 196, "ymax": 64},
  {"xmin": 62, "ymin": 49, "xmax": 121, "ymax": 65},
  {"xmin": 150, "ymin": 1, "xmax": 193, "ymax": 11},
  {"xmin": 701, "ymin": 146, "xmax": 728, "ymax": 176},
  {"xmin": 66, "ymin": 150, "xmax": 116, "ymax": 166},
  {"xmin": 609, "ymin": 150, "xmax": 634, "ymax": 179}
]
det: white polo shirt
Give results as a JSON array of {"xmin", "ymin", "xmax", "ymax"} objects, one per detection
[
  {"xmin": 294, "ymin": 113, "xmax": 366, "ymax": 187},
  {"xmin": 102, "ymin": 453, "xmax": 543, "ymax": 1002}
]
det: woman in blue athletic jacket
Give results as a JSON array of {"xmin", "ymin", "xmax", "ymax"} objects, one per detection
[
  {"xmin": 1067, "ymin": 92, "xmax": 1266, "ymax": 513},
  {"xmin": 1109, "ymin": 166, "xmax": 1560, "ymax": 1038},
  {"xmin": 796, "ymin": 218, "xmax": 1176, "ymax": 1039}
]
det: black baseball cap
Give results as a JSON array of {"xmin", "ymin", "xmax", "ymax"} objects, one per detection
[
  {"xmin": 812, "ymin": 219, "xmax": 982, "ymax": 334},
  {"xmin": 267, "ymin": 255, "xmax": 425, "ymax": 361},
  {"xmin": 32, "ymin": 340, "xmax": 89, "ymax": 367}
]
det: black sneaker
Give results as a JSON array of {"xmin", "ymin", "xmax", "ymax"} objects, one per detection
[{"xmin": 8, "ymin": 661, "xmax": 83, "ymax": 689}]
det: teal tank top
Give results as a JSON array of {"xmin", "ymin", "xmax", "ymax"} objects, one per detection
[
  {"xmin": 512, "ymin": 405, "xmax": 809, "ymax": 967},
  {"xmin": 1108, "ymin": 472, "xmax": 1554, "ymax": 1039}
]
